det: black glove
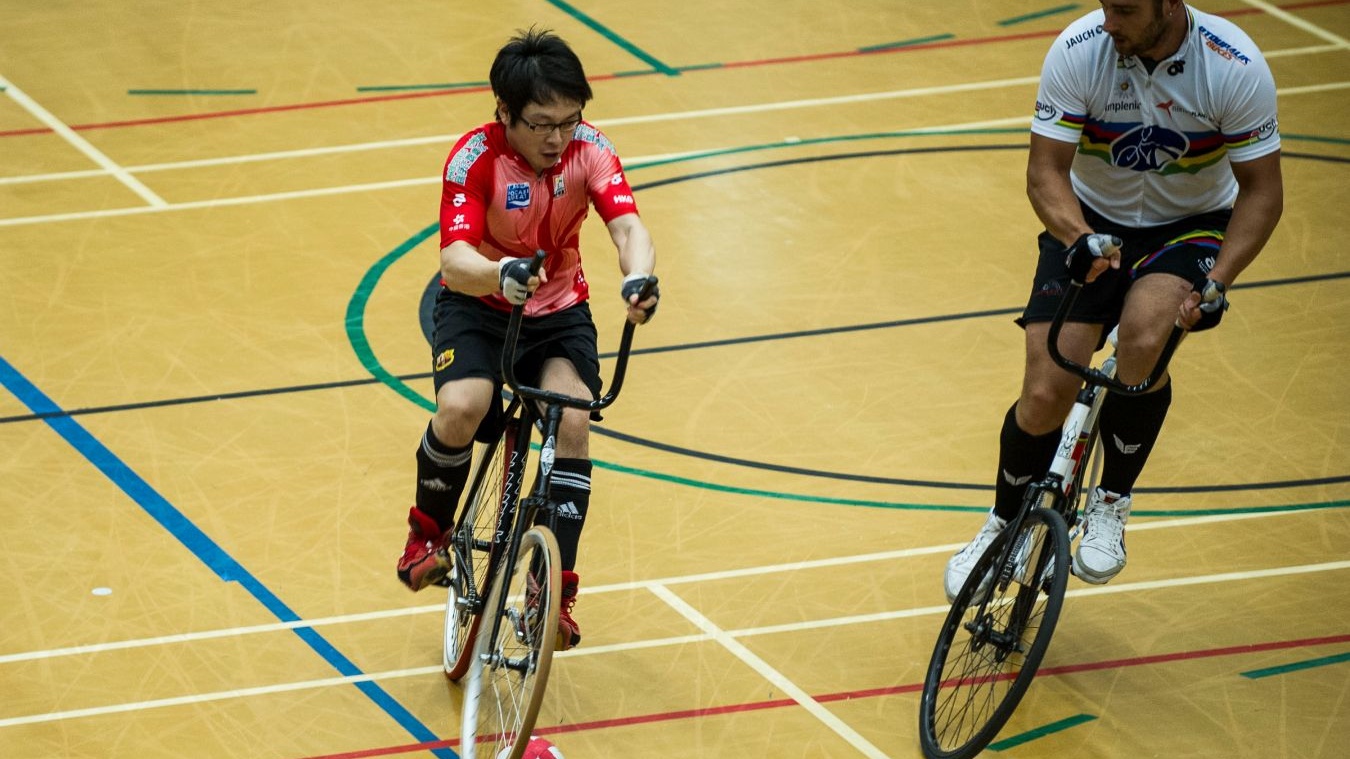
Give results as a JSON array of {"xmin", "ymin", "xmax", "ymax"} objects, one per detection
[
  {"xmin": 498, "ymin": 257, "xmax": 534, "ymax": 305},
  {"xmin": 1064, "ymin": 233, "xmax": 1123, "ymax": 283},
  {"xmin": 1191, "ymin": 278, "xmax": 1228, "ymax": 331},
  {"xmin": 621, "ymin": 273, "xmax": 660, "ymax": 322}
]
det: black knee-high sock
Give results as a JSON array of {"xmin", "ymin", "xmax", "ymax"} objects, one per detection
[
  {"xmin": 415, "ymin": 421, "xmax": 472, "ymax": 532},
  {"xmin": 994, "ymin": 403, "xmax": 1062, "ymax": 521},
  {"xmin": 539, "ymin": 458, "xmax": 591, "ymax": 572},
  {"xmin": 1098, "ymin": 381, "xmax": 1172, "ymax": 495}
]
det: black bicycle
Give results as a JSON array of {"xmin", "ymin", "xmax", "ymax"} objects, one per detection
[
  {"xmin": 917, "ymin": 263, "xmax": 1188, "ymax": 758},
  {"xmin": 439, "ymin": 251, "xmax": 655, "ymax": 759}
]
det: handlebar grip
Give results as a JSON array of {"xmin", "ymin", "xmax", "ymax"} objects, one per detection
[{"xmin": 529, "ymin": 249, "xmax": 547, "ymax": 275}]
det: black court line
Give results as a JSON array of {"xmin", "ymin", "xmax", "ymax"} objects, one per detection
[{"xmin": 4, "ymin": 269, "xmax": 1349, "ymax": 427}]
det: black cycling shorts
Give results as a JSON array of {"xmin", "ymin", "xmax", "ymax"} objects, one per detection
[
  {"xmin": 1018, "ymin": 203, "xmax": 1233, "ymax": 334},
  {"xmin": 430, "ymin": 290, "xmax": 602, "ymax": 439}
]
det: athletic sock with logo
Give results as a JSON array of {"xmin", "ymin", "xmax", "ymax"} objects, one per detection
[
  {"xmin": 541, "ymin": 457, "xmax": 592, "ymax": 571},
  {"xmin": 994, "ymin": 403, "xmax": 1062, "ymax": 521},
  {"xmin": 415, "ymin": 420, "xmax": 472, "ymax": 532},
  {"xmin": 1097, "ymin": 380, "xmax": 1172, "ymax": 495}
]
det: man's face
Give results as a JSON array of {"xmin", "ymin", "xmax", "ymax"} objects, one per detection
[
  {"xmin": 1100, "ymin": 1, "xmax": 1171, "ymax": 58},
  {"xmin": 501, "ymin": 98, "xmax": 583, "ymax": 174}
]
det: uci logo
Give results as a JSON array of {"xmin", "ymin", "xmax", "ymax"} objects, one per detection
[{"xmin": 1111, "ymin": 125, "xmax": 1188, "ymax": 171}]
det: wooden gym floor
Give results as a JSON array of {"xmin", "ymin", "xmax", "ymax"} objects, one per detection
[{"xmin": 1, "ymin": 1, "xmax": 1347, "ymax": 757}]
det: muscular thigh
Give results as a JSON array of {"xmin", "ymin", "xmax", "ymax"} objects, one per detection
[{"xmin": 1116, "ymin": 272, "xmax": 1191, "ymax": 385}]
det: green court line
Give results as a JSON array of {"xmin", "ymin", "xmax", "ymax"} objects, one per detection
[
  {"xmin": 625, "ymin": 128, "xmax": 1029, "ymax": 171},
  {"xmin": 859, "ymin": 34, "xmax": 956, "ymax": 52},
  {"xmin": 356, "ymin": 81, "xmax": 488, "ymax": 92},
  {"xmin": 127, "ymin": 89, "xmax": 257, "ymax": 96},
  {"xmin": 998, "ymin": 3, "xmax": 1082, "ymax": 26},
  {"xmin": 988, "ymin": 713, "xmax": 1097, "ymax": 750},
  {"xmin": 344, "ymin": 222, "xmax": 439, "ymax": 414},
  {"xmin": 546, "ymin": 0, "xmax": 680, "ymax": 76},
  {"xmin": 1284, "ymin": 132, "xmax": 1350, "ymax": 146},
  {"xmin": 346, "ymin": 127, "xmax": 1350, "ymax": 514},
  {"xmin": 1241, "ymin": 651, "xmax": 1350, "ymax": 679}
]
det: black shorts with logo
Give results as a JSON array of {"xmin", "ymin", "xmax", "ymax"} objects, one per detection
[
  {"xmin": 1018, "ymin": 202, "xmax": 1233, "ymax": 335},
  {"xmin": 431, "ymin": 289, "xmax": 602, "ymax": 438}
]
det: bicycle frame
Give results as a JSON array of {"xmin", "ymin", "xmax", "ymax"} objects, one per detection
[{"xmin": 475, "ymin": 252, "xmax": 654, "ymax": 651}]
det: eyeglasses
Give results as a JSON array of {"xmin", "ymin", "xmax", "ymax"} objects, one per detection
[{"xmin": 519, "ymin": 116, "xmax": 582, "ymax": 136}]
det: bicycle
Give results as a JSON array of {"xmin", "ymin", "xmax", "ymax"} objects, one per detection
[
  {"xmin": 917, "ymin": 255, "xmax": 1189, "ymax": 759},
  {"xmin": 438, "ymin": 250, "xmax": 656, "ymax": 759}
]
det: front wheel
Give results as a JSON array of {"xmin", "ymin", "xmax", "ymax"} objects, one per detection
[
  {"xmin": 460, "ymin": 526, "xmax": 561, "ymax": 759},
  {"xmin": 918, "ymin": 507, "xmax": 1070, "ymax": 758}
]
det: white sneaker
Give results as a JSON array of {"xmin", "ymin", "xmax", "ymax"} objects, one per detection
[
  {"xmin": 944, "ymin": 510, "xmax": 1008, "ymax": 602},
  {"xmin": 1073, "ymin": 488, "xmax": 1131, "ymax": 584}
]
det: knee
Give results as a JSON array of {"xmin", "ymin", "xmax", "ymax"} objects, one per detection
[
  {"xmin": 556, "ymin": 411, "xmax": 591, "ymax": 457},
  {"xmin": 432, "ymin": 399, "xmax": 483, "ymax": 446},
  {"xmin": 1017, "ymin": 383, "xmax": 1075, "ymax": 434}
]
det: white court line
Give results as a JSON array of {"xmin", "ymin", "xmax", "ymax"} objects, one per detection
[
  {"xmin": 0, "ymin": 41, "xmax": 1337, "ymax": 192},
  {"xmin": 0, "ymin": 74, "xmax": 166, "ymax": 207},
  {"xmin": 1239, "ymin": 0, "xmax": 1350, "ymax": 48},
  {"xmin": 648, "ymin": 583, "xmax": 892, "ymax": 759},
  {"xmin": 3, "ymin": 503, "xmax": 1337, "ymax": 666},
  {"xmin": 1, "ymin": 557, "xmax": 1344, "ymax": 729}
]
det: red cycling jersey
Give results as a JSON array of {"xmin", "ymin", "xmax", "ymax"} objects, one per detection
[{"xmin": 439, "ymin": 120, "xmax": 639, "ymax": 316}]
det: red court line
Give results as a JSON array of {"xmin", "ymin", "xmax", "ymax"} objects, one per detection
[
  {"xmin": 293, "ymin": 632, "xmax": 1350, "ymax": 759},
  {"xmin": 2, "ymin": 0, "xmax": 1343, "ymax": 141}
]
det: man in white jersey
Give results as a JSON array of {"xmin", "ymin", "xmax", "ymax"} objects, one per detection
[{"xmin": 945, "ymin": 0, "xmax": 1282, "ymax": 600}]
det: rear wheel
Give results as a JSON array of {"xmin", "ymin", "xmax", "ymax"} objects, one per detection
[
  {"xmin": 918, "ymin": 507, "xmax": 1070, "ymax": 758},
  {"xmin": 444, "ymin": 415, "xmax": 521, "ymax": 681}
]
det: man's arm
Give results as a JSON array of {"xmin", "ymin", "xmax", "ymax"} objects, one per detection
[
  {"xmin": 1027, "ymin": 133, "xmax": 1092, "ymax": 247},
  {"xmin": 1209, "ymin": 151, "xmax": 1283, "ymax": 287},
  {"xmin": 1026, "ymin": 133, "xmax": 1117, "ymax": 280},
  {"xmin": 439, "ymin": 241, "xmax": 545, "ymax": 297},
  {"xmin": 606, "ymin": 212, "xmax": 655, "ymax": 277},
  {"xmin": 1178, "ymin": 150, "xmax": 1282, "ymax": 328},
  {"xmin": 606, "ymin": 212, "xmax": 658, "ymax": 322}
]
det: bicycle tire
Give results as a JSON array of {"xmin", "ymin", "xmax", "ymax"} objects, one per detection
[
  {"xmin": 918, "ymin": 507, "xmax": 1070, "ymax": 759},
  {"xmin": 460, "ymin": 525, "xmax": 561, "ymax": 759},
  {"xmin": 444, "ymin": 416, "xmax": 521, "ymax": 682}
]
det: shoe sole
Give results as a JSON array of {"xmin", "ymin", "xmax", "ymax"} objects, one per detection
[{"xmin": 1070, "ymin": 555, "xmax": 1122, "ymax": 585}]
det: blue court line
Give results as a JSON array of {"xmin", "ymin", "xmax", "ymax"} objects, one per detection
[
  {"xmin": 545, "ymin": 0, "xmax": 680, "ymax": 76},
  {"xmin": 998, "ymin": 4, "xmax": 1082, "ymax": 26},
  {"xmin": 1241, "ymin": 651, "xmax": 1350, "ymax": 679},
  {"xmin": 0, "ymin": 353, "xmax": 454, "ymax": 758},
  {"xmin": 988, "ymin": 713, "xmax": 1097, "ymax": 750}
]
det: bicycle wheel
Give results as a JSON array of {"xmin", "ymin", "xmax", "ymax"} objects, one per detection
[
  {"xmin": 444, "ymin": 416, "xmax": 521, "ymax": 682},
  {"xmin": 918, "ymin": 507, "xmax": 1070, "ymax": 759},
  {"xmin": 460, "ymin": 525, "xmax": 561, "ymax": 759}
]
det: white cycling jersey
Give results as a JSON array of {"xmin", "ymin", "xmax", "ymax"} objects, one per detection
[{"xmin": 1031, "ymin": 6, "xmax": 1280, "ymax": 227}]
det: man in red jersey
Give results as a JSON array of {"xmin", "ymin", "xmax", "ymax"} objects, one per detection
[{"xmin": 397, "ymin": 28, "xmax": 658, "ymax": 652}]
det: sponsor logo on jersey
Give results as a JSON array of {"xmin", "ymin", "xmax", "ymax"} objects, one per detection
[
  {"xmin": 451, "ymin": 192, "xmax": 467, "ymax": 207},
  {"xmin": 505, "ymin": 182, "xmax": 531, "ymax": 209},
  {"xmin": 553, "ymin": 174, "xmax": 566, "ymax": 197},
  {"xmin": 1198, "ymin": 25, "xmax": 1251, "ymax": 64},
  {"xmin": 446, "ymin": 132, "xmax": 489, "ymax": 185},
  {"xmin": 446, "ymin": 213, "xmax": 470, "ymax": 233},
  {"xmin": 610, "ymin": 194, "xmax": 634, "ymax": 206},
  {"xmin": 1035, "ymin": 100, "xmax": 1058, "ymax": 122},
  {"xmin": 1111, "ymin": 125, "xmax": 1188, "ymax": 171},
  {"xmin": 1065, "ymin": 24, "xmax": 1104, "ymax": 49}
]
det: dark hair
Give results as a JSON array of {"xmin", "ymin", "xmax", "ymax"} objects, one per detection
[{"xmin": 490, "ymin": 27, "xmax": 593, "ymax": 124}]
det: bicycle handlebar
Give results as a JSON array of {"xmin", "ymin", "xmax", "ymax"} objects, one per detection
[
  {"xmin": 501, "ymin": 249, "xmax": 656, "ymax": 412},
  {"xmin": 1046, "ymin": 276, "xmax": 1185, "ymax": 396}
]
